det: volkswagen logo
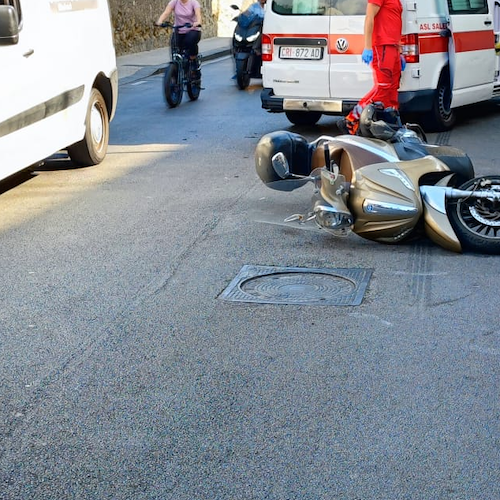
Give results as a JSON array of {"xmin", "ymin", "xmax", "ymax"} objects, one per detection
[{"xmin": 336, "ymin": 38, "xmax": 349, "ymax": 53}]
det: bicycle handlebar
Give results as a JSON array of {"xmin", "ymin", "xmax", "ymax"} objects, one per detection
[{"xmin": 154, "ymin": 21, "xmax": 201, "ymax": 29}]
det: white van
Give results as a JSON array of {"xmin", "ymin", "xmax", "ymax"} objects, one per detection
[
  {"xmin": 0, "ymin": 0, "xmax": 118, "ymax": 182},
  {"xmin": 261, "ymin": 0, "xmax": 500, "ymax": 130}
]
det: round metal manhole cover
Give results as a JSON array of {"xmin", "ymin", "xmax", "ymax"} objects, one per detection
[
  {"xmin": 220, "ymin": 265, "xmax": 372, "ymax": 306},
  {"xmin": 240, "ymin": 272, "xmax": 356, "ymax": 304}
]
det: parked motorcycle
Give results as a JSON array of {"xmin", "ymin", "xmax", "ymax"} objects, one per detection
[
  {"xmin": 255, "ymin": 107, "xmax": 500, "ymax": 253},
  {"xmin": 231, "ymin": 3, "xmax": 263, "ymax": 90}
]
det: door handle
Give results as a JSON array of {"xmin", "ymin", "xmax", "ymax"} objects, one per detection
[
  {"xmin": 485, "ymin": 20, "xmax": 492, "ymax": 25},
  {"xmin": 23, "ymin": 49, "xmax": 34, "ymax": 57}
]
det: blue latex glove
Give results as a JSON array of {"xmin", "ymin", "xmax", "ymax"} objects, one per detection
[
  {"xmin": 361, "ymin": 49, "xmax": 373, "ymax": 65},
  {"xmin": 400, "ymin": 55, "xmax": 406, "ymax": 71}
]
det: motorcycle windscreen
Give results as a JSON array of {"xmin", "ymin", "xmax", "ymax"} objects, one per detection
[{"xmin": 328, "ymin": 1, "xmax": 372, "ymax": 99}]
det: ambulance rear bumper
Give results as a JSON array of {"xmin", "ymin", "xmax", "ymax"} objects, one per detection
[
  {"xmin": 261, "ymin": 87, "xmax": 436, "ymax": 115},
  {"xmin": 261, "ymin": 88, "xmax": 357, "ymax": 115}
]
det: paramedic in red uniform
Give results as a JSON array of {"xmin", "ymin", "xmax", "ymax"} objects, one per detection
[{"xmin": 338, "ymin": 0, "xmax": 403, "ymax": 135}]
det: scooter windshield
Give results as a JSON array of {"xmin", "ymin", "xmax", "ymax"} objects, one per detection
[{"xmin": 238, "ymin": 6, "xmax": 263, "ymax": 27}]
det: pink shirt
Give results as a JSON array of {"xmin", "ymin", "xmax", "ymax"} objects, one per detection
[{"xmin": 168, "ymin": 0, "xmax": 201, "ymax": 33}]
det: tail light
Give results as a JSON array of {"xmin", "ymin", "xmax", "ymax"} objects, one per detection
[
  {"xmin": 262, "ymin": 34, "xmax": 272, "ymax": 62},
  {"xmin": 401, "ymin": 34, "xmax": 419, "ymax": 63}
]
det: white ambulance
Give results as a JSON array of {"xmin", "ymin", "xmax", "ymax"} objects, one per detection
[
  {"xmin": 0, "ymin": 0, "xmax": 117, "ymax": 182},
  {"xmin": 260, "ymin": 0, "xmax": 500, "ymax": 130}
]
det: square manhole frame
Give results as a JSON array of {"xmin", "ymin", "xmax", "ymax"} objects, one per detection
[{"xmin": 220, "ymin": 265, "xmax": 372, "ymax": 306}]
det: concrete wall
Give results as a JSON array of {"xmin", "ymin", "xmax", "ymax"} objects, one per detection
[{"xmin": 109, "ymin": 0, "xmax": 219, "ymax": 55}]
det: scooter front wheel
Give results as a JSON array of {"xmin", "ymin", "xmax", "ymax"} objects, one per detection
[
  {"xmin": 448, "ymin": 175, "xmax": 500, "ymax": 254},
  {"xmin": 163, "ymin": 63, "xmax": 183, "ymax": 108},
  {"xmin": 235, "ymin": 59, "xmax": 251, "ymax": 90}
]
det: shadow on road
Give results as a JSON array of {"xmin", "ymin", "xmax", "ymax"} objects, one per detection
[{"xmin": 0, "ymin": 170, "xmax": 34, "ymax": 195}]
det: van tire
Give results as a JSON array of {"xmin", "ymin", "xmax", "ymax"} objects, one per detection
[
  {"xmin": 425, "ymin": 75, "xmax": 456, "ymax": 131},
  {"xmin": 285, "ymin": 111, "xmax": 321, "ymax": 126},
  {"xmin": 68, "ymin": 88, "xmax": 109, "ymax": 167}
]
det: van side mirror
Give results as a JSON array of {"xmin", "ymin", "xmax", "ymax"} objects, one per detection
[{"xmin": 0, "ymin": 5, "xmax": 19, "ymax": 46}]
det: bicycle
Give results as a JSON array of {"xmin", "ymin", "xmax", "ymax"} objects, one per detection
[{"xmin": 157, "ymin": 22, "xmax": 202, "ymax": 108}]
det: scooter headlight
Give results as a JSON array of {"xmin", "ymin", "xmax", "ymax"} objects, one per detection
[
  {"xmin": 314, "ymin": 205, "xmax": 353, "ymax": 230},
  {"xmin": 246, "ymin": 31, "xmax": 260, "ymax": 43},
  {"xmin": 234, "ymin": 33, "xmax": 243, "ymax": 42}
]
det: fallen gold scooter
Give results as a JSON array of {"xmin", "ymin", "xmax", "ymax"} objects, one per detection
[{"xmin": 255, "ymin": 107, "xmax": 500, "ymax": 253}]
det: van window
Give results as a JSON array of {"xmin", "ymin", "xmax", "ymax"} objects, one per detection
[
  {"xmin": 2, "ymin": 0, "xmax": 22, "ymax": 24},
  {"xmin": 272, "ymin": 0, "xmax": 367, "ymax": 16},
  {"xmin": 447, "ymin": 0, "xmax": 488, "ymax": 14}
]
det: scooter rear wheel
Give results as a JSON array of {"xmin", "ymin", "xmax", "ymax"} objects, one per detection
[
  {"xmin": 236, "ymin": 59, "xmax": 250, "ymax": 90},
  {"xmin": 164, "ymin": 63, "xmax": 183, "ymax": 108},
  {"xmin": 448, "ymin": 175, "xmax": 500, "ymax": 254}
]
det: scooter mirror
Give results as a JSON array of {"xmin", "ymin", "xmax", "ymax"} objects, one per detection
[{"xmin": 271, "ymin": 152, "xmax": 290, "ymax": 179}]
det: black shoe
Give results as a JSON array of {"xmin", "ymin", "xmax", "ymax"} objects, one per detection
[
  {"xmin": 336, "ymin": 118, "xmax": 350, "ymax": 135},
  {"xmin": 190, "ymin": 69, "xmax": 201, "ymax": 81}
]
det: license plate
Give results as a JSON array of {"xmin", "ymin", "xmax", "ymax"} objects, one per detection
[{"xmin": 279, "ymin": 46, "xmax": 323, "ymax": 60}]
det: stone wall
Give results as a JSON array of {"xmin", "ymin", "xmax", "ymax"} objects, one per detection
[{"xmin": 109, "ymin": 0, "xmax": 218, "ymax": 55}]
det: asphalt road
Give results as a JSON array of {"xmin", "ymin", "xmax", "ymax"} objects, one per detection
[{"xmin": 0, "ymin": 56, "xmax": 499, "ymax": 499}]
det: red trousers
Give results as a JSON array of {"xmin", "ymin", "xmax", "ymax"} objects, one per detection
[
  {"xmin": 360, "ymin": 44, "xmax": 401, "ymax": 109},
  {"xmin": 346, "ymin": 44, "xmax": 401, "ymax": 133}
]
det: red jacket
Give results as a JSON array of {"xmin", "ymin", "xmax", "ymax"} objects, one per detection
[{"xmin": 369, "ymin": 0, "xmax": 402, "ymax": 46}]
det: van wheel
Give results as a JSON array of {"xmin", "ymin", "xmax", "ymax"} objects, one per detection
[
  {"xmin": 425, "ymin": 76, "xmax": 456, "ymax": 131},
  {"xmin": 68, "ymin": 88, "xmax": 109, "ymax": 166},
  {"xmin": 285, "ymin": 111, "xmax": 321, "ymax": 126}
]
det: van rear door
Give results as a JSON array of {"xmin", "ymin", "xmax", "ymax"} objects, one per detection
[
  {"xmin": 328, "ymin": 0, "xmax": 371, "ymax": 100},
  {"xmin": 263, "ymin": 0, "xmax": 331, "ymax": 98},
  {"xmin": 447, "ymin": 0, "xmax": 495, "ymax": 106}
]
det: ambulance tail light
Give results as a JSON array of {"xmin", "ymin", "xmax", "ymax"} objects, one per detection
[
  {"xmin": 401, "ymin": 34, "xmax": 419, "ymax": 63},
  {"xmin": 262, "ymin": 34, "xmax": 272, "ymax": 62}
]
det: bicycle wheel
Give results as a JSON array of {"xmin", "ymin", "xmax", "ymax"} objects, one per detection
[{"xmin": 163, "ymin": 63, "xmax": 183, "ymax": 108}]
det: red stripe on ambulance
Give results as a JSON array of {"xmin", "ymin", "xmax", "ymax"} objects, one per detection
[
  {"xmin": 453, "ymin": 30, "xmax": 495, "ymax": 52},
  {"xmin": 263, "ymin": 31, "xmax": 494, "ymax": 62}
]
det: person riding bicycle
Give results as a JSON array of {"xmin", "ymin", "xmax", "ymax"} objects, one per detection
[{"xmin": 156, "ymin": 0, "xmax": 202, "ymax": 75}]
